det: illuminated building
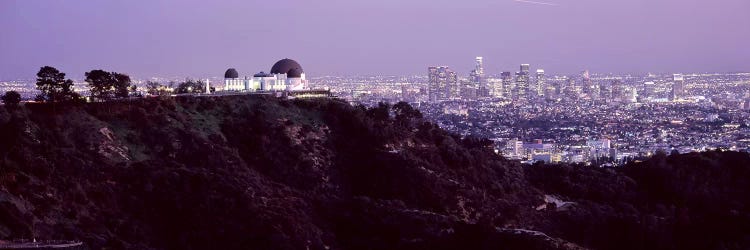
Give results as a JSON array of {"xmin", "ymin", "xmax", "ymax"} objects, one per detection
[
  {"xmin": 224, "ymin": 58, "xmax": 308, "ymax": 92},
  {"xmin": 428, "ymin": 66, "xmax": 458, "ymax": 102}
]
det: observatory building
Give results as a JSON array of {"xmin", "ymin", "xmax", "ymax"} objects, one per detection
[{"xmin": 224, "ymin": 58, "xmax": 308, "ymax": 92}]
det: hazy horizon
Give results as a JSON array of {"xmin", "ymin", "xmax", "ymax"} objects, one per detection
[{"xmin": 1, "ymin": 0, "xmax": 749, "ymax": 80}]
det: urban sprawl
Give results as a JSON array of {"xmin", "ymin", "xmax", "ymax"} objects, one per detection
[{"xmin": 3, "ymin": 57, "xmax": 750, "ymax": 166}]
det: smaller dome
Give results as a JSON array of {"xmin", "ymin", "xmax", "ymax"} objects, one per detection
[
  {"xmin": 224, "ymin": 68, "xmax": 239, "ymax": 79},
  {"xmin": 287, "ymin": 68, "xmax": 303, "ymax": 78}
]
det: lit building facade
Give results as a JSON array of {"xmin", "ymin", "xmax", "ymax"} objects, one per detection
[
  {"xmin": 428, "ymin": 66, "xmax": 458, "ymax": 102},
  {"xmin": 581, "ymin": 70, "xmax": 592, "ymax": 94},
  {"xmin": 535, "ymin": 69, "xmax": 546, "ymax": 97},
  {"xmin": 671, "ymin": 73, "xmax": 685, "ymax": 100},
  {"xmin": 501, "ymin": 72, "xmax": 514, "ymax": 99},
  {"xmin": 471, "ymin": 57, "xmax": 489, "ymax": 98},
  {"xmin": 515, "ymin": 64, "xmax": 530, "ymax": 101},
  {"xmin": 223, "ymin": 58, "xmax": 308, "ymax": 92}
]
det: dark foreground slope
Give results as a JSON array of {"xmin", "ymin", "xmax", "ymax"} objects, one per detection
[
  {"xmin": 0, "ymin": 96, "xmax": 747, "ymax": 250},
  {"xmin": 526, "ymin": 151, "xmax": 750, "ymax": 250}
]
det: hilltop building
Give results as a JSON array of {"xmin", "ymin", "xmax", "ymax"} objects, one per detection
[{"xmin": 224, "ymin": 58, "xmax": 308, "ymax": 92}]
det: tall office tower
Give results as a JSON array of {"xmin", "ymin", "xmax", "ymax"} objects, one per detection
[
  {"xmin": 505, "ymin": 138, "xmax": 524, "ymax": 158},
  {"xmin": 520, "ymin": 64, "xmax": 530, "ymax": 74},
  {"xmin": 490, "ymin": 78, "xmax": 504, "ymax": 98},
  {"xmin": 555, "ymin": 78, "xmax": 565, "ymax": 96},
  {"xmin": 591, "ymin": 82, "xmax": 601, "ymax": 100},
  {"xmin": 515, "ymin": 72, "xmax": 526, "ymax": 101},
  {"xmin": 600, "ymin": 81, "xmax": 614, "ymax": 101},
  {"xmin": 501, "ymin": 72, "xmax": 514, "ymax": 98},
  {"xmin": 428, "ymin": 66, "xmax": 458, "ymax": 102},
  {"xmin": 515, "ymin": 64, "xmax": 530, "ymax": 101},
  {"xmin": 470, "ymin": 57, "xmax": 488, "ymax": 98},
  {"xmin": 566, "ymin": 77, "xmax": 578, "ymax": 99},
  {"xmin": 401, "ymin": 84, "xmax": 407, "ymax": 101},
  {"xmin": 461, "ymin": 82, "xmax": 478, "ymax": 100},
  {"xmin": 671, "ymin": 73, "xmax": 685, "ymax": 100},
  {"xmin": 535, "ymin": 69, "xmax": 546, "ymax": 97},
  {"xmin": 546, "ymin": 84, "xmax": 558, "ymax": 98},
  {"xmin": 610, "ymin": 80, "xmax": 623, "ymax": 102},
  {"xmin": 627, "ymin": 88, "xmax": 638, "ymax": 103},
  {"xmin": 473, "ymin": 57, "xmax": 484, "ymax": 79},
  {"xmin": 598, "ymin": 81, "xmax": 611, "ymax": 100},
  {"xmin": 581, "ymin": 70, "xmax": 592, "ymax": 94},
  {"xmin": 642, "ymin": 81, "xmax": 656, "ymax": 101}
]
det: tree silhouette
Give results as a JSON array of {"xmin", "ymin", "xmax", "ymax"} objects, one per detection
[
  {"xmin": 175, "ymin": 80, "xmax": 205, "ymax": 94},
  {"xmin": 85, "ymin": 69, "xmax": 114, "ymax": 101},
  {"xmin": 367, "ymin": 102, "xmax": 390, "ymax": 121},
  {"xmin": 86, "ymin": 70, "xmax": 133, "ymax": 100},
  {"xmin": 146, "ymin": 81, "xmax": 161, "ymax": 96},
  {"xmin": 392, "ymin": 101, "xmax": 423, "ymax": 126},
  {"xmin": 113, "ymin": 72, "xmax": 132, "ymax": 98},
  {"xmin": 35, "ymin": 66, "xmax": 77, "ymax": 102},
  {"xmin": 1, "ymin": 91, "xmax": 21, "ymax": 107}
]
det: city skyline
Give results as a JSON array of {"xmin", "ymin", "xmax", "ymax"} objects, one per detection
[{"xmin": 1, "ymin": 0, "xmax": 749, "ymax": 80}]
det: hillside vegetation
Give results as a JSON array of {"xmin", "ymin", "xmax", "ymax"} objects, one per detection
[{"xmin": 0, "ymin": 96, "xmax": 747, "ymax": 250}]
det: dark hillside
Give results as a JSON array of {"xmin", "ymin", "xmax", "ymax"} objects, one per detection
[
  {"xmin": 0, "ymin": 96, "xmax": 748, "ymax": 250},
  {"xmin": 526, "ymin": 151, "xmax": 750, "ymax": 250},
  {"xmin": 0, "ymin": 96, "xmax": 561, "ymax": 249}
]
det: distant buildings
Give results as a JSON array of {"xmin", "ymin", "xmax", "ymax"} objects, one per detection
[
  {"xmin": 309, "ymin": 69, "xmax": 750, "ymax": 165},
  {"xmin": 565, "ymin": 77, "xmax": 578, "ymax": 99},
  {"xmin": 425, "ymin": 59, "xmax": 556, "ymax": 103},
  {"xmin": 428, "ymin": 66, "xmax": 458, "ymax": 102},
  {"xmin": 515, "ymin": 64, "xmax": 530, "ymax": 102},
  {"xmin": 599, "ymin": 79, "xmax": 612, "ymax": 100},
  {"xmin": 611, "ymin": 80, "xmax": 624, "ymax": 102},
  {"xmin": 490, "ymin": 78, "xmax": 504, "ymax": 98},
  {"xmin": 504, "ymin": 139, "xmax": 560, "ymax": 163},
  {"xmin": 471, "ymin": 57, "xmax": 489, "ymax": 98},
  {"xmin": 460, "ymin": 83, "xmax": 478, "ymax": 100},
  {"xmin": 505, "ymin": 139, "xmax": 524, "ymax": 158},
  {"xmin": 642, "ymin": 81, "xmax": 656, "ymax": 101},
  {"xmin": 535, "ymin": 69, "xmax": 545, "ymax": 98},
  {"xmin": 502, "ymin": 72, "xmax": 514, "ymax": 99},
  {"xmin": 443, "ymin": 102, "xmax": 469, "ymax": 116},
  {"xmin": 671, "ymin": 73, "xmax": 685, "ymax": 100},
  {"xmin": 628, "ymin": 88, "xmax": 638, "ymax": 103},
  {"xmin": 587, "ymin": 138, "xmax": 614, "ymax": 160},
  {"xmin": 581, "ymin": 70, "xmax": 592, "ymax": 95}
]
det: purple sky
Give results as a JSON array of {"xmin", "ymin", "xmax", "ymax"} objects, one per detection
[{"xmin": 1, "ymin": 0, "xmax": 748, "ymax": 79}]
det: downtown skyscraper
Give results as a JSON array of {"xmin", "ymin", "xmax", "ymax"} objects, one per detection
[
  {"xmin": 581, "ymin": 70, "xmax": 592, "ymax": 94},
  {"xmin": 671, "ymin": 73, "xmax": 685, "ymax": 100},
  {"xmin": 535, "ymin": 69, "xmax": 545, "ymax": 98},
  {"xmin": 501, "ymin": 72, "xmax": 514, "ymax": 99},
  {"xmin": 471, "ymin": 57, "xmax": 489, "ymax": 98},
  {"xmin": 428, "ymin": 66, "xmax": 458, "ymax": 102},
  {"xmin": 515, "ymin": 64, "xmax": 530, "ymax": 102}
]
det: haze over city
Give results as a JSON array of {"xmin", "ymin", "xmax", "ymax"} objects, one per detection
[{"xmin": 1, "ymin": 0, "xmax": 749, "ymax": 79}]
